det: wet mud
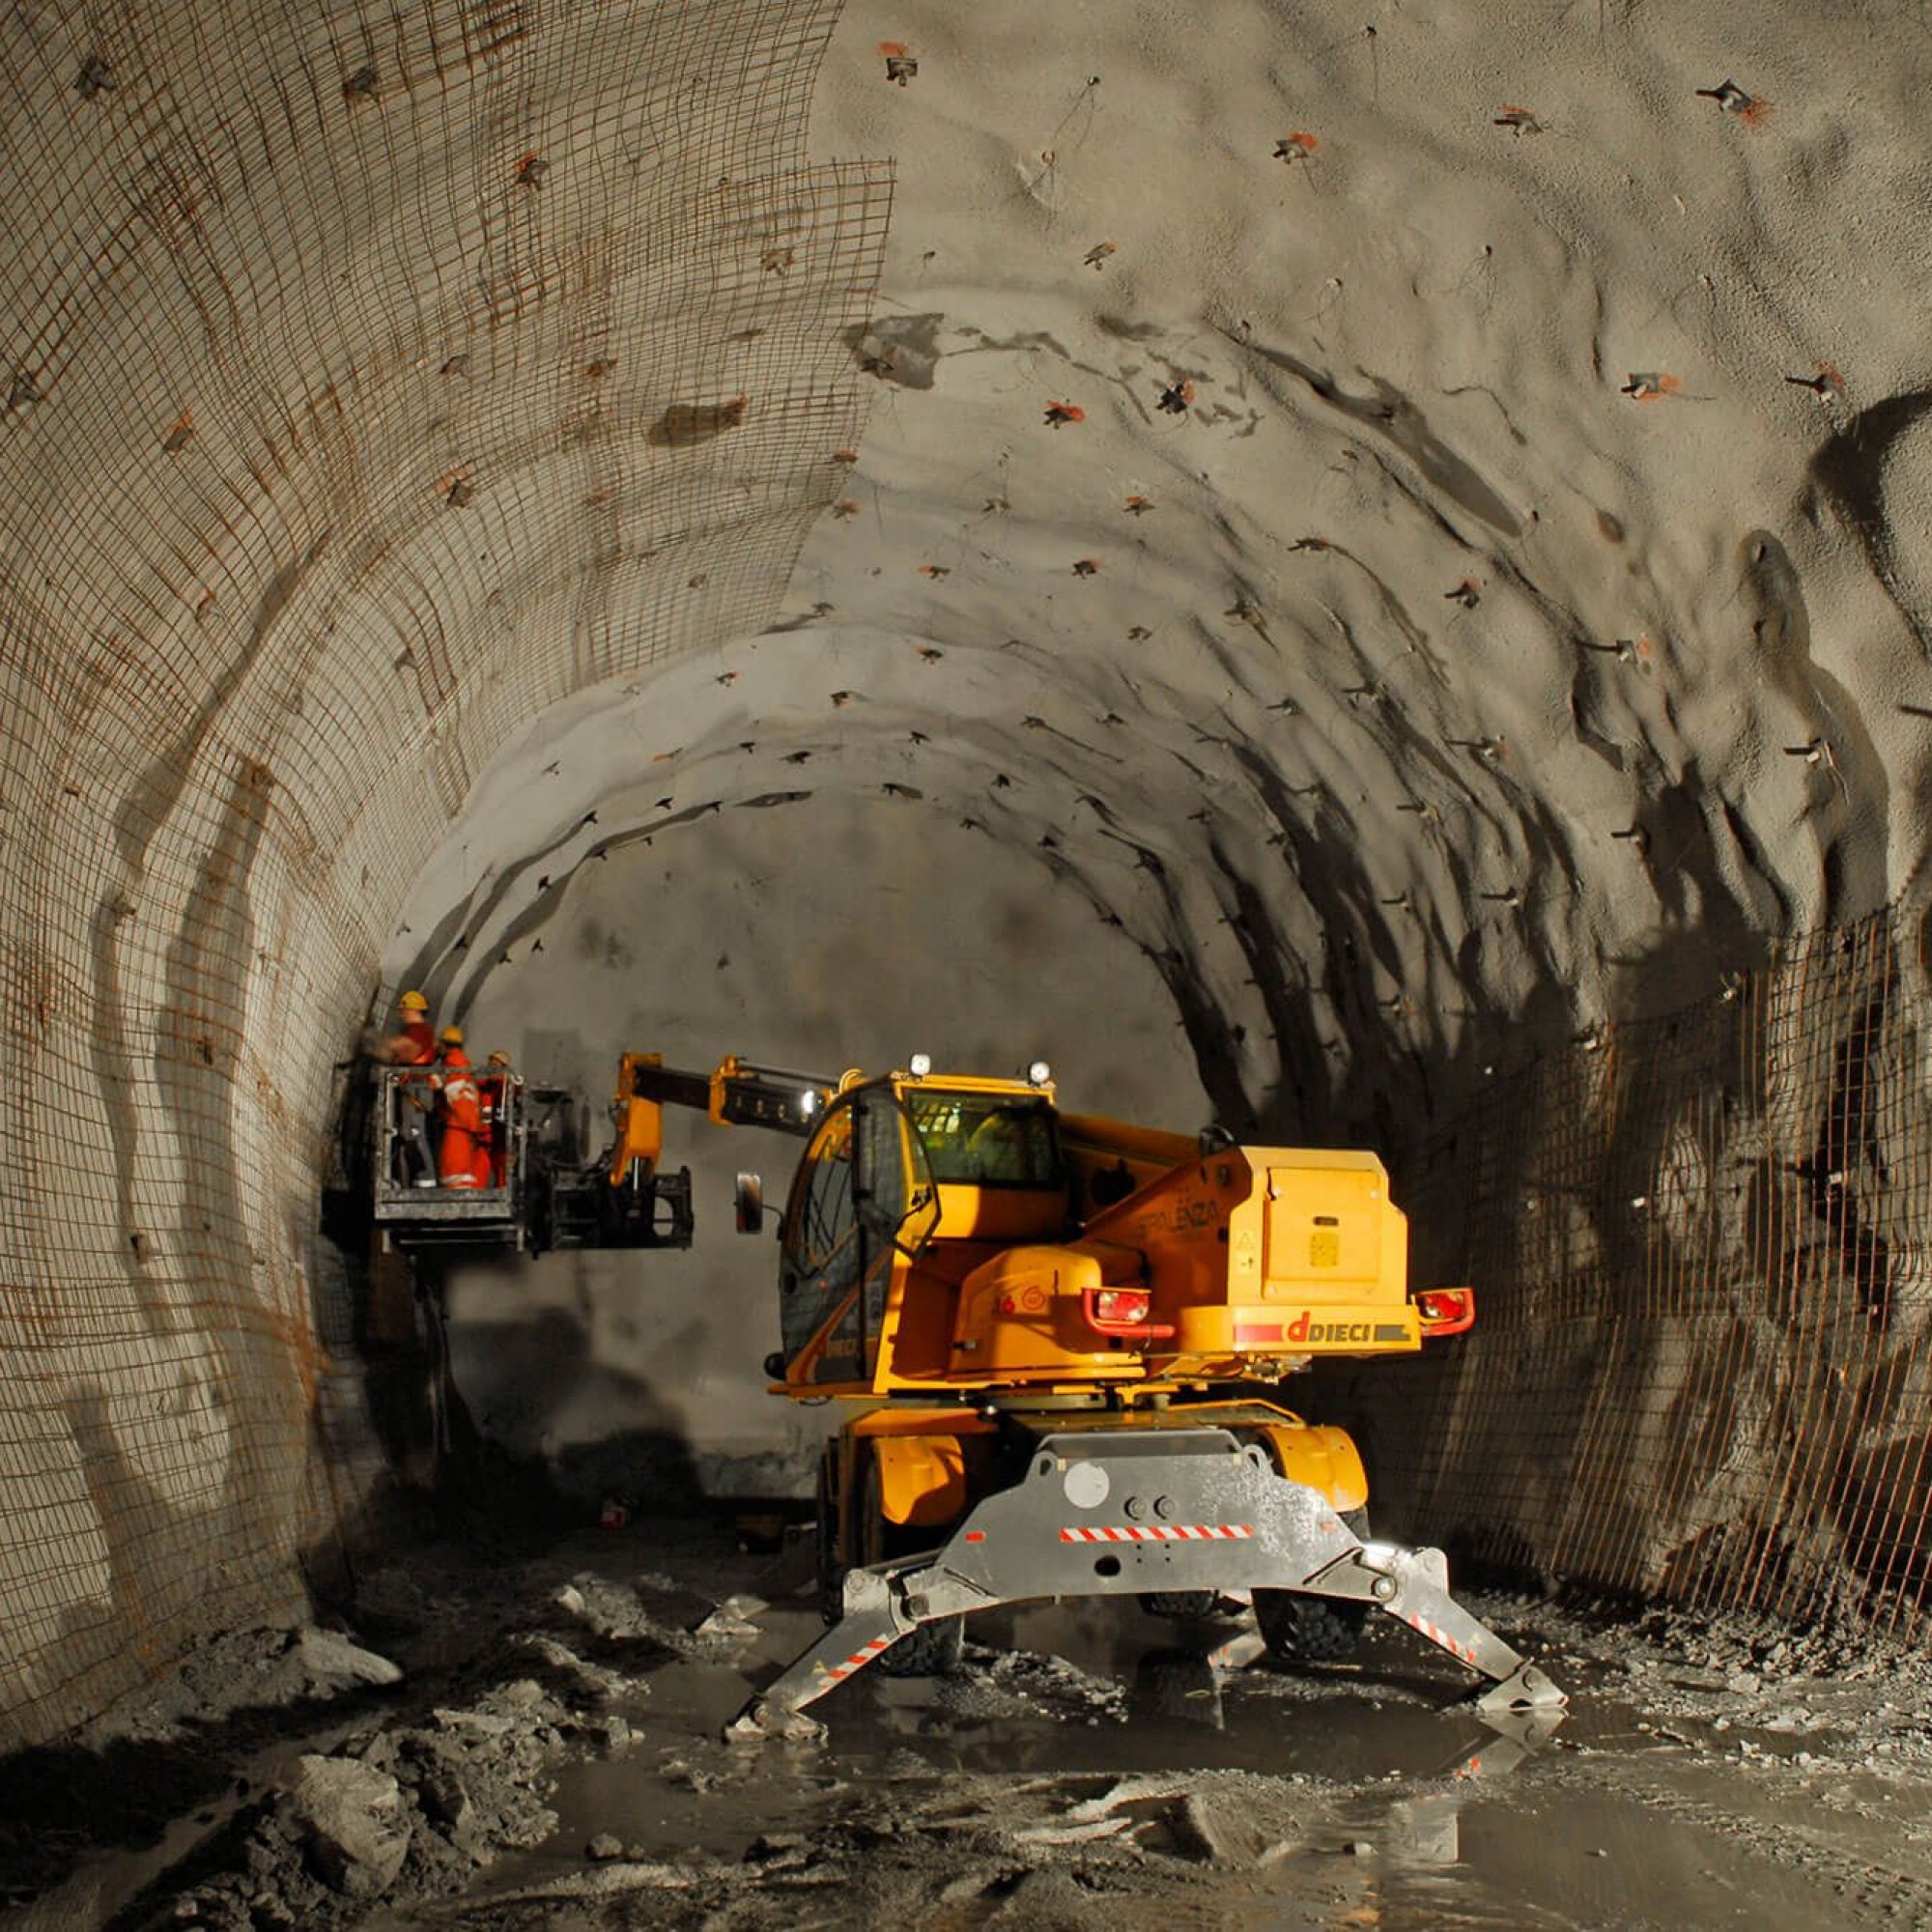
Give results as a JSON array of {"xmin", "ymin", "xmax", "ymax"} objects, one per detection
[{"xmin": 23, "ymin": 1509, "xmax": 1932, "ymax": 1931}]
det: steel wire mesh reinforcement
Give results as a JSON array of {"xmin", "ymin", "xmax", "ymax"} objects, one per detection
[
  {"xmin": 0, "ymin": 0, "xmax": 886, "ymax": 1750},
  {"xmin": 1362, "ymin": 907, "xmax": 1932, "ymax": 1635}
]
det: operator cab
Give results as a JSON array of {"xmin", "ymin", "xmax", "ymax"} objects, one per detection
[
  {"xmin": 901, "ymin": 1085, "xmax": 1065, "ymax": 1235},
  {"xmin": 772, "ymin": 1069, "xmax": 1069, "ymax": 1388}
]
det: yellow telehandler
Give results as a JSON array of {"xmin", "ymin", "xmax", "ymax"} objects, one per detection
[{"xmin": 614, "ymin": 1052, "xmax": 1562, "ymax": 1738}]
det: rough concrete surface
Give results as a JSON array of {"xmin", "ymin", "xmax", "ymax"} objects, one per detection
[{"xmin": 376, "ymin": 0, "xmax": 1932, "ymax": 1515}]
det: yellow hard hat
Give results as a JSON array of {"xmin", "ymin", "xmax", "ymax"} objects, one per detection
[
  {"xmin": 440, "ymin": 1024, "xmax": 465, "ymax": 1045},
  {"xmin": 399, "ymin": 989, "xmax": 429, "ymax": 1011}
]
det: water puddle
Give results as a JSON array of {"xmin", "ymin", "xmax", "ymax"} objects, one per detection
[{"xmin": 401, "ymin": 1593, "xmax": 1904, "ymax": 1931}]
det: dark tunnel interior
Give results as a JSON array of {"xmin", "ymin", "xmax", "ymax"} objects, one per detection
[{"xmin": 8, "ymin": 0, "xmax": 1932, "ymax": 1921}]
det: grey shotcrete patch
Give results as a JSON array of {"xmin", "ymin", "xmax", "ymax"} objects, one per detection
[{"xmin": 845, "ymin": 313, "xmax": 946, "ymax": 389}]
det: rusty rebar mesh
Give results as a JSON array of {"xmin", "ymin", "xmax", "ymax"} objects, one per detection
[
  {"xmin": 0, "ymin": 0, "xmax": 885, "ymax": 1750},
  {"xmin": 1352, "ymin": 908, "xmax": 1932, "ymax": 1634}
]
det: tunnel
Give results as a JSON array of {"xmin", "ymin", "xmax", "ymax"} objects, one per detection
[{"xmin": 6, "ymin": 0, "xmax": 1932, "ymax": 1922}]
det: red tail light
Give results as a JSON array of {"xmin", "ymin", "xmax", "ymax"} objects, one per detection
[
  {"xmin": 1414, "ymin": 1287, "xmax": 1476, "ymax": 1336},
  {"xmin": 1081, "ymin": 1286, "xmax": 1172, "ymax": 1340}
]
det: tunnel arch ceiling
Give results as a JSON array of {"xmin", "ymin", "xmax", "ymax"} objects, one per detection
[
  {"xmin": 2, "ymin": 0, "xmax": 1931, "ymax": 1747},
  {"xmin": 394, "ymin": 0, "xmax": 1932, "ymax": 1148}
]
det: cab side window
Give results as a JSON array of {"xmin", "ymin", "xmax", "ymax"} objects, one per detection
[{"xmin": 780, "ymin": 1107, "xmax": 862, "ymax": 1367}]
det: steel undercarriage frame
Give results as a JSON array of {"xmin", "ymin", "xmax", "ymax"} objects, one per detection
[{"xmin": 728, "ymin": 1426, "xmax": 1563, "ymax": 1740}]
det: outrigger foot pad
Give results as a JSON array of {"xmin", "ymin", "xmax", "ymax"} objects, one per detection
[
  {"xmin": 1471, "ymin": 1660, "xmax": 1566, "ymax": 1714},
  {"xmin": 725, "ymin": 1698, "xmax": 825, "ymax": 1746}
]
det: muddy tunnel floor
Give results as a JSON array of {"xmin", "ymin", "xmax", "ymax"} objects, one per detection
[{"xmin": 17, "ymin": 1509, "xmax": 1932, "ymax": 1931}]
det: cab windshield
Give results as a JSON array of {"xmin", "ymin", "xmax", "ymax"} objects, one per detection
[{"xmin": 903, "ymin": 1089, "xmax": 1063, "ymax": 1187}]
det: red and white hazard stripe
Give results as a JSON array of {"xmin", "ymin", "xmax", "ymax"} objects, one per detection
[
  {"xmin": 811, "ymin": 1634, "xmax": 895, "ymax": 1686},
  {"xmin": 1402, "ymin": 1610, "xmax": 1478, "ymax": 1664},
  {"xmin": 1059, "ymin": 1522, "xmax": 1253, "ymax": 1543}
]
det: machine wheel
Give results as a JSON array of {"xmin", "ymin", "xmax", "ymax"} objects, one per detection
[
  {"xmin": 861, "ymin": 1456, "xmax": 964, "ymax": 1677},
  {"xmin": 1137, "ymin": 1589, "xmax": 1242, "ymax": 1621},
  {"xmin": 1254, "ymin": 1507, "xmax": 1372, "ymax": 1664}
]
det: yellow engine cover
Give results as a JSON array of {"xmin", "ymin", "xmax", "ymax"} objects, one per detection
[
  {"xmin": 1260, "ymin": 1159, "xmax": 1406, "ymax": 1302},
  {"xmin": 950, "ymin": 1245, "xmax": 1139, "ymax": 1377}
]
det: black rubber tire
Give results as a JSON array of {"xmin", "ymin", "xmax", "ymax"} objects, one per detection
[
  {"xmin": 1254, "ymin": 1506, "xmax": 1372, "ymax": 1664},
  {"xmin": 876, "ymin": 1605, "xmax": 965, "ymax": 1677},
  {"xmin": 1138, "ymin": 1589, "xmax": 1238, "ymax": 1621},
  {"xmin": 862, "ymin": 1456, "xmax": 964, "ymax": 1677}
]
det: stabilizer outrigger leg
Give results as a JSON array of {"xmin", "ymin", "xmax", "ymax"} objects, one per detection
[
  {"xmin": 726, "ymin": 1428, "xmax": 1565, "ymax": 1742},
  {"xmin": 1293, "ymin": 1536, "xmax": 1565, "ymax": 1715},
  {"xmin": 724, "ymin": 1568, "xmax": 965, "ymax": 1744}
]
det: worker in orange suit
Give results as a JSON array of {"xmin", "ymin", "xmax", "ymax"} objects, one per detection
[
  {"xmin": 435, "ymin": 1027, "xmax": 493, "ymax": 1190},
  {"xmin": 377, "ymin": 989, "xmax": 439, "ymax": 1186},
  {"xmin": 479, "ymin": 1049, "xmax": 516, "ymax": 1187}
]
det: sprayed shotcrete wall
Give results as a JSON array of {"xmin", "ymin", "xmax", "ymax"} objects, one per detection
[
  {"xmin": 0, "ymin": 0, "xmax": 886, "ymax": 1750},
  {"xmin": 6, "ymin": 0, "xmax": 1932, "ymax": 1758}
]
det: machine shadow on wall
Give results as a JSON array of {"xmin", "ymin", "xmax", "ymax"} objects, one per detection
[{"xmin": 1325, "ymin": 908, "xmax": 1932, "ymax": 1635}]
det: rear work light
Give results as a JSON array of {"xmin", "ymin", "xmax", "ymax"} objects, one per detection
[
  {"xmin": 1413, "ymin": 1287, "xmax": 1476, "ymax": 1336},
  {"xmin": 1082, "ymin": 1286, "xmax": 1174, "ymax": 1340}
]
